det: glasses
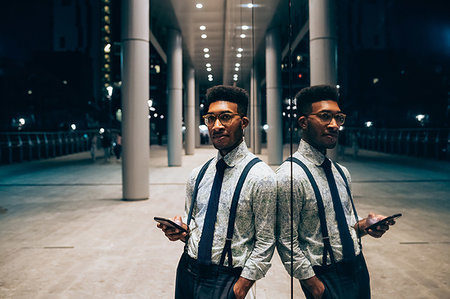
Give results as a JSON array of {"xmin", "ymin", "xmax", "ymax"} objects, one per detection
[
  {"xmin": 308, "ymin": 111, "xmax": 346, "ymax": 126},
  {"xmin": 202, "ymin": 112, "xmax": 242, "ymax": 127}
]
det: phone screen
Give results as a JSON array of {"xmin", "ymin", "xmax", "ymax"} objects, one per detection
[
  {"xmin": 365, "ymin": 213, "xmax": 402, "ymax": 231},
  {"xmin": 154, "ymin": 217, "xmax": 188, "ymax": 233}
]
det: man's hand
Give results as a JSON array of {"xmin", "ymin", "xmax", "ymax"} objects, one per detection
[
  {"xmin": 301, "ymin": 276, "xmax": 325, "ymax": 299},
  {"xmin": 232, "ymin": 277, "xmax": 254, "ymax": 299},
  {"xmin": 156, "ymin": 216, "xmax": 189, "ymax": 242},
  {"xmin": 356, "ymin": 212, "xmax": 395, "ymax": 238}
]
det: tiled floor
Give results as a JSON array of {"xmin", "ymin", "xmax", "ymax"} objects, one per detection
[{"xmin": 0, "ymin": 145, "xmax": 449, "ymax": 298}]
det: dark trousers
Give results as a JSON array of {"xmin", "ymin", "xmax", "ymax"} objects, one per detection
[
  {"xmin": 301, "ymin": 254, "xmax": 371, "ymax": 299},
  {"xmin": 175, "ymin": 252, "xmax": 241, "ymax": 299}
]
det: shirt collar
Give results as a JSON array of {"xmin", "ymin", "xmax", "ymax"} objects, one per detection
[
  {"xmin": 217, "ymin": 140, "xmax": 248, "ymax": 167},
  {"xmin": 297, "ymin": 139, "xmax": 327, "ymax": 166}
]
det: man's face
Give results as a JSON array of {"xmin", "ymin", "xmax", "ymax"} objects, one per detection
[
  {"xmin": 205, "ymin": 101, "xmax": 248, "ymax": 156},
  {"xmin": 298, "ymin": 100, "xmax": 342, "ymax": 152}
]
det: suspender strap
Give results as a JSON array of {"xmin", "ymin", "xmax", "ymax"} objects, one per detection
[
  {"xmin": 332, "ymin": 161, "xmax": 362, "ymax": 250},
  {"xmin": 219, "ymin": 157, "xmax": 262, "ymax": 267},
  {"xmin": 187, "ymin": 158, "xmax": 214, "ymax": 226},
  {"xmin": 288, "ymin": 157, "xmax": 336, "ymax": 265},
  {"xmin": 184, "ymin": 158, "xmax": 213, "ymax": 253}
]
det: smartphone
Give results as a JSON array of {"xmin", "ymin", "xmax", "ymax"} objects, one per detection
[
  {"xmin": 365, "ymin": 213, "xmax": 402, "ymax": 231},
  {"xmin": 154, "ymin": 217, "xmax": 188, "ymax": 233}
]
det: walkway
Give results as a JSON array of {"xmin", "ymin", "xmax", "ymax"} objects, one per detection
[{"xmin": 0, "ymin": 145, "xmax": 449, "ymax": 298}]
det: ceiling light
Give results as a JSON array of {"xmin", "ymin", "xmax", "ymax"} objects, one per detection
[
  {"xmin": 233, "ymin": 77, "xmax": 238, "ymax": 81},
  {"xmin": 203, "ymin": 48, "xmax": 209, "ymax": 52},
  {"xmin": 200, "ymin": 25, "xmax": 206, "ymax": 30},
  {"xmin": 238, "ymin": 48, "xmax": 243, "ymax": 52},
  {"xmin": 235, "ymin": 63, "xmax": 240, "ymax": 67},
  {"xmin": 247, "ymin": 3, "xmax": 254, "ymax": 8},
  {"xmin": 240, "ymin": 34, "xmax": 246, "ymax": 38},
  {"xmin": 207, "ymin": 67, "xmax": 212, "ymax": 71},
  {"xmin": 204, "ymin": 53, "xmax": 210, "ymax": 58},
  {"xmin": 196, "ymin": 3, "xmax": 203, "ymax": 9},
  {"xmin": 235, "ymin": 67, "xmax": 239, "ymax": 71},
  {"xmin": 206, "ymin": 63, "xmax": 211, "ymax": 67},
  {"xmin": 236, "ymin": 53, "xmax": 242, "ymax": 58},
  {"xmin": 201, "ymin": 34, "xmax": 207, "ymax": 39},
  {"xmin": 242, "ymin": 25, "xmax": 249, "ymax": 30},
  {"xmin": 208, "ymin": 77, "xmax": 213, "ymax": 81}
]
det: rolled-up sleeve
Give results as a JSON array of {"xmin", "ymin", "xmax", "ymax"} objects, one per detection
[
  {"xmin": 276, "ymin": 165, "xmax": 316, "ymax": 280},
  {"xmin": 240, "ymin": 169, "xmax": 277, "ymax": 281}
]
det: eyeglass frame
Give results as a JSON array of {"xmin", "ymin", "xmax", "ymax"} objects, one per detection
[
  {"xmin": 306, "ymin": 111, "xmax": 347, "ymax": 126},
  {"xmin": 202, "ymin": 112, "xmax": 243, "ymax": 127}
]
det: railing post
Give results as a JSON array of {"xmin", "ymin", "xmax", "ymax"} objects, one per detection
[
  {"xmin": 44, "ymin": 134, "xmax": 49, "ymax": 158},
  {"xmin": 7, "ymin": 136, "xmax": 13, "ymax": 164},
  {"xmin": 36, "ymin": 135, "xmax": 41, "ymax": 160},
  {"xmin": 27, "ymin": 134, "xmax": 33, "ymax": 161}
]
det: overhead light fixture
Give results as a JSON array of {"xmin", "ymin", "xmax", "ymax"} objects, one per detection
[
  {"xmin": 206, "ymin": 63, "xmax": 211, "ymax": 67},
  {"xmin": 207, "ymin": 67, "xmax": 212, "ymax": 72},
  {"xmin": 235, "ymin": 63, "xmax": 240, "ymax": 67},
  {"xmin": 238, "ymin": 48, "xmax": 243, "ymax": 52},
  {"xmin": 208, "ymin": 78, "xmax": 213, "ymax": 81},
  {"xmin": 203, "ymin": 48, "xmax": 209, "ymax": 52},
  {"xmin": 242, "ymin": 25, "xmax": 249, "ymax": 30},
  {"xmin": 240, "ymin": 34, "xmax": 246, "ymax": 38},
  {"xmin": 246, "ymin": 3, "xmax": 254, "ymax": 8},
  {"xmin": 201, "ymin": 34, "xmax": 207, "ymax": 39},
  {"xmin": 235, "ymin": 67, "xmax": 239, "ymax": 71},
  {"xmin": 233, "ymin": 77, "xmax": 238, "ymax": 81},
  {"xmin": 200, "ymin": 25, "xmax": 206, "ymax": 30},
  {"xmin": 196, "ymin": 3, "xmax": 203, "ymax": 9},
  {"xmin": 236, "ymin": 53, "xmax": 242, "ymax": 58},
  {"xmin": 204, "ymin": 53, "xmax": 210, "ymax": 58}
]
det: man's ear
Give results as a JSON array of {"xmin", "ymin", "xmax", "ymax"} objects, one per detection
[
  {"xmin": 298, "ymin": 115, "xmax": 307, "ymax": 129},
  {"xmin": 241, "ymin": 116, "xmax": 249, "ymax": 129}
]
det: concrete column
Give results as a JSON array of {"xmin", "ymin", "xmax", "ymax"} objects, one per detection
[
  {"xmin": 265, "ymin": 29, "xmax": 283, "ymax": 165},
  {"xmin": 121, "ymin": 0, "xmax": 149, "ymax": 200},
  {"xmin": 309, "ymin": 0, "xmax": 338, "ymax": 159},
  {"xmin": 167, "ymin": 29, "xmax": 183, "ymax": 166},
  {"xmin": 185, "ymin": 67, "xmax": 195, "ymax": 155},
  {"xmin": 250, "ymin": 68, "xmax": 262, "ymax": 154}
]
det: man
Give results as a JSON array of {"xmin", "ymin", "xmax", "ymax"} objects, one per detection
[
  {"xmin": 276, "ymin": 85, "xmax": 395, "ymax": 299},
  {"xmin": 158, "ymin": 85, "xmax": 276, "ymax": 299}
]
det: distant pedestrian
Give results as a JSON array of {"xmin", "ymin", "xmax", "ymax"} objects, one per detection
[
  {"xmin": 90, "ymin": 134, "xmax": 98, "ymax": 161},
  {"xmin": 101, "ymin": 130, "xmax": 112, "ymax": 161},
  {"xmin": 113, "ymin": 133, "xmax": 122, "ymax": 160}
]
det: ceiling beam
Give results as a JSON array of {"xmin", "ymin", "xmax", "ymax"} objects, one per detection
[{"xmin": 150, "ymin": 30, "xmax": 167, "ymax": 64}]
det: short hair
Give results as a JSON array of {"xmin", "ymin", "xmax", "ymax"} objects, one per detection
[
  {"xmin": 295, "ymin": 85, "xmax": 339, "ymax": 115},
  {"xmin": 205, "ymin": 85, "xmax": 249, "ymax": 116}
]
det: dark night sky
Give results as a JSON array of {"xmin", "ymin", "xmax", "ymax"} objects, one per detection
[{"xmin": 0, "ymin": 0, "xmax": 53, "ymax": 63}]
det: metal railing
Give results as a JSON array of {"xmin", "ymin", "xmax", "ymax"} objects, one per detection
[
  {"xmin": 0, "ymin": 131, "xmax": 99, "ymax": 164},
  {"xmin": 342, "ymin": 128, "xmax": 450, "ymax": 161},
  {"xmin": 1, "ymin": 128, "xmax": 449, "ymax": 164}
]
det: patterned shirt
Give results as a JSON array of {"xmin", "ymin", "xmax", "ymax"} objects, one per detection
[
  {"xmin": 276, "ymin": 139, "xmax": 360, "ymax": 280},
  {"xmin": 184, "ymin": 141, "xmax": 277, "ymax": 281}
]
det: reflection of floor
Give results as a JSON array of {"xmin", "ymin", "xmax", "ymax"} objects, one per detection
[{"xmin": 0, "ymin": 145, "xmax": 449, "ymax": 298}]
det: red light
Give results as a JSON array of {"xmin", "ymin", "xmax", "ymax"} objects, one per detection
[{"xmin": 298, "ymin": 74, "xmax": 302, "ymax": 78}]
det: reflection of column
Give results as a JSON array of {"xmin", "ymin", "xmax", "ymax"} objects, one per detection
[
  {"xmin": 167, "ymin": 29, "xmax": 183, "ymax": 166},
  {"xmin": 185, "ymin": 67, "xmax": 195, "ymax": 155},
  {"xmin": 195, "ymin": 81, "xmax": 200, "ymax": 147},
  {"xmin": 121, "ymin": 0, "xmax": 149, "ymax": 200},
  {"xmin": 250, "ymin": 68, "xmax": 261, "ymax": 154},
  {"xmin": 309, "ymin": 0, "xmax": 338, "ymax": 159},
  {"xmin": 265, "ymin": 29, "xmax": 283, "ymax": 165}
]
